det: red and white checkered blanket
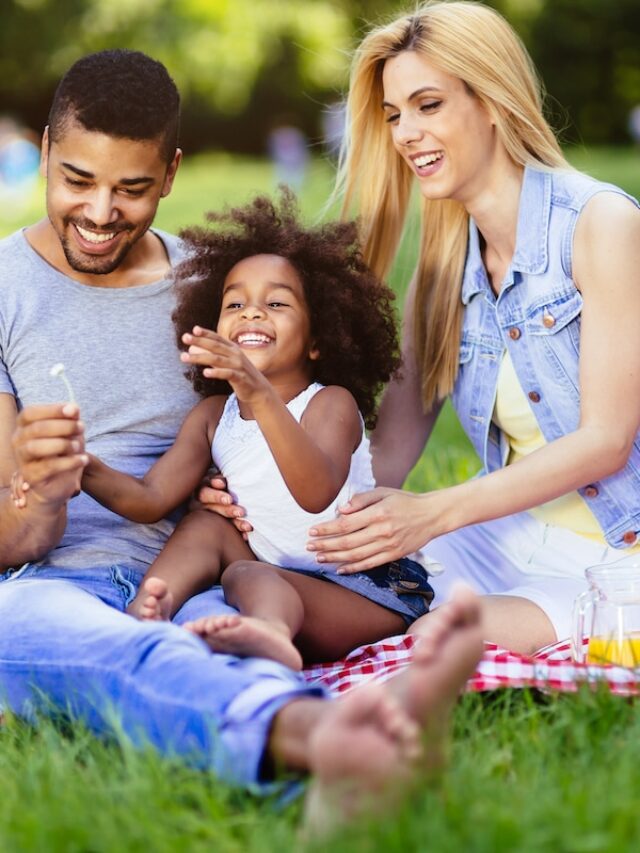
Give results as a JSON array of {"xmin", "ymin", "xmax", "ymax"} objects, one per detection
[{"xmin": 303, "ymin": 635, "xmax": 640, "ymax": 697}]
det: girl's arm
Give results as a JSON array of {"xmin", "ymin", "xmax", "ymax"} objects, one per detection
[
  {"xmin": 181, "ymin": 328, "xmax": 361, "ymax": 513},
  {"xmin": 253, "ymin": 384, "xmax": 361, "ymax": 513},
  {"xmin": 82, "ymin": 397, "xmax": 222, "ymax": 522},
  {"xmin": 307, "ymin": 192, "xmax": 640, "ymax": 571},
  {"xmin": 370, "ymin": 275, "xmax": 442, "ymax": 488}
]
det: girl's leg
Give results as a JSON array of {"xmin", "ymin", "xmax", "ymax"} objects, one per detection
[
  {"xmin": 186, "ymin": 560, "xmax": 406, "ymax": 667},
  {"xmin": 128, "ymin": 509, "xmax": 254, "ymax": 621}
]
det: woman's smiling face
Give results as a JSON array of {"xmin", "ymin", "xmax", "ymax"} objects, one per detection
[{"xmin": 382, "ymin": 50, "xmax": 498, "ymax": 206}]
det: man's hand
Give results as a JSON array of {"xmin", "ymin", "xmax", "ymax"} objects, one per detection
[
  {"xmin": 11, "ymin": 403, "xmax": 88, "ymax": 509},
  {"xmin": 196, "ymin": 473, "xmax": 253, "ymax": 538}
]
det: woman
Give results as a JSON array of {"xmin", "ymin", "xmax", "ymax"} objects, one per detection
[{"xmin": 304, "ymin": 1, "xmax": 640, "ymax": 654}]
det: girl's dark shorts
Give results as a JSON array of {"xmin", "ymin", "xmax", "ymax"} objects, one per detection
[{"xmin": 282, "ymin": 557, "xmax": 434, "ymax": 627}]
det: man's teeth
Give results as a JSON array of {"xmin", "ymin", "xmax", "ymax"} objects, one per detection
[
  {"xmin": 237, "ymin": 333, "xmax": 272, "ymax": 345},
  {"xmin": 76, "ymin": 225, "xmax": 116, "ymax": 243},
  {"xmin": 413, "ymin": 152, "xmax": 443, "ymax": 168}
]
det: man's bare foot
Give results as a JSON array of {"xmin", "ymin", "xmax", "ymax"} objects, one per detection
[
  {"xmin": 127, "ymin": 577, "xmax": 174, "ymax": 621},
  {"xmin": 303, "ymin": 586, "xmax": 483, "ymax": 836},
  {"xmin": 184, "ymin": 614, "xmax": 303, "ymax": 671}
]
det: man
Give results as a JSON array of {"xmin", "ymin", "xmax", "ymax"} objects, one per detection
[{"xmin": 0, "ymin": 49, "xmax": 482, "ymax": 828}]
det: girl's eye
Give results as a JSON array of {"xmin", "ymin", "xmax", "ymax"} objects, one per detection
[
  {"xmin": 225, "ymin": 302, "xmax": 243, "ymax": 310},
  {"xmin": 268, "ymin": 301, "xmax": 287, "ymax": 308}
]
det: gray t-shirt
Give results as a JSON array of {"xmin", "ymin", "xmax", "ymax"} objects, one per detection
[{"xmin": 0, "ymin": 228, "xmax": 199, "ymax": 571}]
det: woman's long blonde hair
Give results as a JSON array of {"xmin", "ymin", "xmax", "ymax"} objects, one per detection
[{"xmin": 337, "ymin": 1, "xmax": 569, "ymax": 409}]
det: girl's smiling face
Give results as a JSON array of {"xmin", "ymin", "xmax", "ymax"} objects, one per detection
[
  {"xmin": 217, "ymin": 253, "xmax": 319, "ymax": 388},
  {"xmin": 382, "ymin": 50, "xmax": 498, "ymax": 206}
]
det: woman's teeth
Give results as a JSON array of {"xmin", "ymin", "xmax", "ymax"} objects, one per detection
[{"xmin": 413, "ymin": 152, "xmax": 443, "ymax": 168}]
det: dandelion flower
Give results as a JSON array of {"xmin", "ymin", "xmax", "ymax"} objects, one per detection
[{"xmin": 49, "ymin": 363, "xmax": 76, "ymax": 403}]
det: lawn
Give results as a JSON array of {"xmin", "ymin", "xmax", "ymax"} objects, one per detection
[{"xmin": 1, "ymin": 148, "xmax": 640, "ymax": 850}]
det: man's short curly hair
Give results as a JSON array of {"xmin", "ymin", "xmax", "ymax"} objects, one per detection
[
  {"xmin": 48, "ymin": 49, "xmax": 180, "ymax": 164},
  {"xmin": 173, "ymin": 190, "xmax": 401, "ymax": 428}
]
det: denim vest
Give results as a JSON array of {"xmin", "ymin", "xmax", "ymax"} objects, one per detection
[{"xmin": 451, "ymin": 165, "xmax": 640, "ymax": 549}]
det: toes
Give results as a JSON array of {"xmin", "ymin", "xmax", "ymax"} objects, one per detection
[{"xmin": 143, "ymin": 577, "xmax": 169, "ymax": 598}]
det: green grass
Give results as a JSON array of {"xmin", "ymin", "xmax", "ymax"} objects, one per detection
[{"xmin": 1, "ymin": 148, "xmax": 639, "ymax": 850}]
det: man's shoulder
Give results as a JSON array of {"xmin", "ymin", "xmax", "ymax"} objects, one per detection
[
  {"xmin": 0, "ymin": 228, "xmax": 34, "ymax": 284},
  {"xmin": 0, "ymin": 227, "xmax": 27, "ymax": 256},
  {"xmin": 152, "ymin": 228, "xmax": 188, "ymax": 268}
]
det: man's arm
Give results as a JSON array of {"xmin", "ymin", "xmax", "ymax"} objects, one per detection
[{"xmin": 0, "ymin": 395, "xmax": 86, "ymax": 570}]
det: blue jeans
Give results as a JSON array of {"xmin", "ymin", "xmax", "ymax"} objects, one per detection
[{"xmin": 0, "ymin": 564, "xmax": 324, "ymax": 786}]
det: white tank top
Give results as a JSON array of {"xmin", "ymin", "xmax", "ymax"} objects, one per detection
[{"xmin": 212, "ymin": 382, "xmax": 375, "ymax": 571}]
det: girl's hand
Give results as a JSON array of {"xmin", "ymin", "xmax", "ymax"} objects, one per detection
[
  {"xmin": 307, "ymin": 487, "xmax": 443, "ymax": 573},
  {"xmin": 181, "ymin": 326, "xmax": 271, "ymax": 405}
]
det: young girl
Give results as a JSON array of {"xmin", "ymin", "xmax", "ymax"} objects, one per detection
[{"xmin": 81, "ymin": 191, "xmax": 434, "ymax": 670}]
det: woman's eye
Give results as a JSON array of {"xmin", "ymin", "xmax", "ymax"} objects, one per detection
[
  {"xmin": 385, "ymin": 112, "xmax": 400, "ymax": 124},
  {"xmin": 420, "ymin": 100, "xmax": 442, "ymax": 112}
]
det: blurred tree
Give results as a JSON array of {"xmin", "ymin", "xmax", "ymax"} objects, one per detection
[
  {"xmin": 0, "ymin": 0, "xmax": 354, "ymax": 151},
  {"xmin": 1, "ymin": 0, "xmax": 638, "ymax": 150},
  {"xmin": 530, "ymin": 0, "xmax": 640, "ymax": 144}
]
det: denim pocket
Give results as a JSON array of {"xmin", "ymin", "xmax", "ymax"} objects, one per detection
[{"xmin": 109, "ymin": 565, "xmax": 140, "ymax": 609}]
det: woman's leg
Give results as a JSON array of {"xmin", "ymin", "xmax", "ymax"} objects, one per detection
[
  {"xmin": 128, "ymin": 509, "xmax": 254, "ymax": 620},
  {"xmin": 185, "ymin": 560, "xmax": 406, "ymax": 667}
]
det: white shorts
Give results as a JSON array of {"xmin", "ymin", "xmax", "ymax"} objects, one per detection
[{"xmin": 421, "ymin": 511, "xmax": 640, "ymax": 642}]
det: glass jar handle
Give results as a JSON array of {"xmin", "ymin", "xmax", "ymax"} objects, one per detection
[{"xmin": 572, "ymin": 589, "xmax": 594, "ymax": 663}]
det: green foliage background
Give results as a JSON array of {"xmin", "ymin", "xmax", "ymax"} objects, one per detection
[{"xmin": 2, "ymin": 0, "xmax": 639, "ymax": 152}]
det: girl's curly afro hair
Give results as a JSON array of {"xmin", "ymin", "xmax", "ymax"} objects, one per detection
[{"xmin": 172, "ymin": 188, "xmax": 401, "ymax": 429}]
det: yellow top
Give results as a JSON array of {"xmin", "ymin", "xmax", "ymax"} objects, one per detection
[{"xmin": 493, "ymin": 350, "xmax": 640, "ymax": 551}]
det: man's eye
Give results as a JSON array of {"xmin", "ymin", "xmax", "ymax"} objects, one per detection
[
  {"xmin": 65, "ymin": 178, "xmax": 89, "ymax": 188},
  {"xmin": 120, "ymin": 188, "xmax": 146, "ymax": 197}
]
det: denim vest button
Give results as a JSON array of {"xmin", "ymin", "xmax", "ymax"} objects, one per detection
[
  {"xmin": 528, "ymin": 391, "xmax": 541, "ymax": 403},
  {"xmin": 508, "ymin": 327, "xmax": 521, "ymax": 340},
  {"xmin": 584, "ymin": 485, "xmax": 599, "ymax": 498},
  {"xmin": 623, "ymin": 531, "xmax": 638, "ymax": 545},
  {"xmin": 542, "ymin": 313, "xmax": 556, "ymax": 328}
]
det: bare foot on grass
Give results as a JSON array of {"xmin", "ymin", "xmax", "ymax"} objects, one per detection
[
  {"xmin": 127, "ymin": 577, "xmax": 174, "ymax": 621},
  {"xmin": 184, "ymin": 613, "xmax": 304, "ymax": 671},
  {"xmin": 304, "ymin": 586, "xmax": 483, "ymax": 836}
]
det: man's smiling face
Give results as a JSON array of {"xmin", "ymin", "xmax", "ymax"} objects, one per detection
[{"xmin": 41, "ymin": 119, "xmax": 179, "ymax": 277}]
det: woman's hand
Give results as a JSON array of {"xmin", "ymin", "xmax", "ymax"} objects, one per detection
[
  {"xmin": 307, "ymin": 487, "xmax": 445, "ymax": 573},
  {"xmin": 181, "ymin": 326, "xmax": 272, "ymax": 405}
]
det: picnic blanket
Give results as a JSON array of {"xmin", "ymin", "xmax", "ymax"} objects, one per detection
[{"xmin": 303, "ymin": 635, "xmax": 640, "ymax": 697}]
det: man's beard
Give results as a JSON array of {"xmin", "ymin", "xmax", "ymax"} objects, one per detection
[{"xmin": 59, "ymin": 217, "xmax": 138, "ymax": 275}]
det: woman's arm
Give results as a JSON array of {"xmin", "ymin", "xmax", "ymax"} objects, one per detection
[
  {"xmin": 371, "ymin": 276, "xmax": 442, "ymax": 487},
  {"xmin": 82, "ymin": 398, "xmax": 220, "ymax": 522},
  {"xmin": 308, "ymin": 192, "xmax": 640, "ymax": 571}
]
